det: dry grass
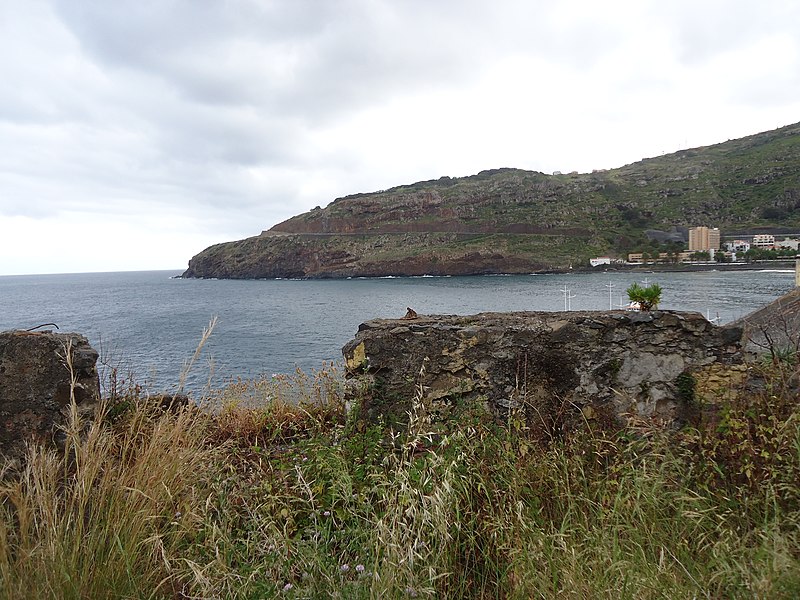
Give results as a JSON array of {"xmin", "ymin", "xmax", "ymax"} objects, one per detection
[
  {"xmin": 1, "ymin": 357, "xmax": 799, "ymax": 599},
  {"xmin": 0, "ymin": 398, "xmax": 220, "ymax": 599}
]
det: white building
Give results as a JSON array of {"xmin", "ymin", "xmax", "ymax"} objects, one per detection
[
  {"xmin": 725, "ymin": 240, "xmax": 750, "ymax": 253},
  {"xmin": 752, "ymin": 234, "xmax": 776, "ymax": 249},
  {"xmin": 589, "ymin": 257, "xmax": 612, "ymax": 267},
  {"xmin": 775, "ymin": 238, "xmax": 800, "ymax": 251}
]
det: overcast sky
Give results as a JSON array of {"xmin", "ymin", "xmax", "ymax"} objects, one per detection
[{"xmin": 1, "ymin": 0, "xmax": 799, "ymax": 275}]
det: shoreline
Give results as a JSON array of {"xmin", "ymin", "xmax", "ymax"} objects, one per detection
[
  {"xmin": 579, "ymin": 260, "xmax": 795, "ymax": 275},
  {"xmin": 179, "ymin": 260, "xmax": 796, "ymax": 281}
]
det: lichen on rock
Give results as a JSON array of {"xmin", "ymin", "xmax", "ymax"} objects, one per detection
[
  {"xmin": 341, "ymin": 310, "xmax": 744, "ymax": 431},
  {"xmin": 0, "ymin": 330, "xmax": 100, "ymax": 460}
]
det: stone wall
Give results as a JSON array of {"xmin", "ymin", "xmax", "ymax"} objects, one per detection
[
  {"xmin": 0, "ymin": 330, "xmax": 100, "ymax": 459},
  {"xmin": 734, "ymin": 288, "xmax": 800, "ymax": 356},
  {"xmin": 342, "ymin": 310, "xmax": 744, "ymax": 429}
]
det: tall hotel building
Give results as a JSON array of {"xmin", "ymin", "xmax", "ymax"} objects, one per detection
[{"xmin": 688, "ymin": 226, "xmax": 721, "ymax": 251}]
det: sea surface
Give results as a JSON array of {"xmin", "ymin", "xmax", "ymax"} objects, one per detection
[{"xmin": 0, "ymin": 269, "xmax": 794, "ymax": 394}]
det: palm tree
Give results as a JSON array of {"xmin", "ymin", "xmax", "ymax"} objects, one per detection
[{"xmin": 626, "ymin": 282, "xmax": 662, "ymax": 311}]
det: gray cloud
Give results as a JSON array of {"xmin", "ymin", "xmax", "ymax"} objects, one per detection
[
  {"xmin": 1, "ymin": 0, "xmax": 799, "ymax": 274},
  {"xmin": 651, "ymin": 0, "xmax": 800, "ymax": 64},
  {"xmin": 52, "ymin": 1, "xmax": 480, "ymax": 114}
]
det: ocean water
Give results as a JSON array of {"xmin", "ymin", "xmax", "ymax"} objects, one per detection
[{"xmin": 0, "ymin": 269, "xmax": 794, "ymax": 394}]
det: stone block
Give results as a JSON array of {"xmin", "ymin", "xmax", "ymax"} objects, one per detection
[
  {"xmin": 0, "ymin": 330, "xmax": 100, "ymax": 460},
  {"xmin": 342, "ymin": 310, "xmax": 744, "ymax": 429}
]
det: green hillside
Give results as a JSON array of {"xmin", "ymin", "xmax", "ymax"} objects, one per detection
[{"xmin": 184, "ymin": 122, "xmax": 800, "ymax": 278}]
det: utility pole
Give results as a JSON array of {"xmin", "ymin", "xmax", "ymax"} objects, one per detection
[
  {"xmin": 796, "ymin": 254, "xmax": 800, "ymax": 288},
  {"xmin": 605, "ymin": 281, "xmax": 614, "ymax": 310},
  {"xmin": 562, "ymin": 285, "xmax": 577, "ymax": 311}
]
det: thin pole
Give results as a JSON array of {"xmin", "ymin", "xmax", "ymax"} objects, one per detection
[{"xmin": 562, "ymin": 285, "xmax": 576, "ymax": 311}]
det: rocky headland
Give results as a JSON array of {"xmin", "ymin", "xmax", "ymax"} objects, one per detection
[{"xmin": 183, "ymin": 122, "xmax": 800, "ymax": 279}]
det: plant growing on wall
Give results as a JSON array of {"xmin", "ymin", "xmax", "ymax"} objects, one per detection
[{"xmin": 627, "ymin": 282, "xmax": 662, "ymax": 311}]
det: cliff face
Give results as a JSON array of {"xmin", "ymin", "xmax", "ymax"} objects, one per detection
[
  {"xmin": 183, "ymin": 123, "xmax": 800, "ymax": 279},
  {"xmin": 182, "ymin": 230, "xmax": 574, "ymax": 279}
]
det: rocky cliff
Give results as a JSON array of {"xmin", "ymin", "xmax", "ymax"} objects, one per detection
[{"xmin": 183, "ymin": 122, "xmax": 800, "ymax": 279}]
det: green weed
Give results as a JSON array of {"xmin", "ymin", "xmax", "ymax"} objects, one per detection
[{"xmin": 1, "ymin": 359, "xmax": 799, "ymax": 598}]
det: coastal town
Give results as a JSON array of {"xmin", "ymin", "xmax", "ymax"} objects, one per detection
[{"xmin": 590, "ymin": 226, "xmax": 800, "ymax": 267}]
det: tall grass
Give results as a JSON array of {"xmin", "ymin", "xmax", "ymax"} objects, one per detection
[
  {"xmin": 1, "ymin": 359, "xmax": 799, "ymax": 598},
  {"xmin": 0, "ymin": 399, "xmax": 221, "ymax": 600},
  {"xmin": 177, "ymin": 316, "xmax": 218, "ymax": 395}
]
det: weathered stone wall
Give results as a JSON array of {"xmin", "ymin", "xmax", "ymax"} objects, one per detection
[
  {"xmin": 734, "ymin": 288, "xmax": 800, "ymax": 356},
  {"xmin": 0, "ymin": 330, "xmax": 100, "ymax": 459},
  {"xmin": 342, "ymin": 310, "xmax": 744, "ymax": 428}
]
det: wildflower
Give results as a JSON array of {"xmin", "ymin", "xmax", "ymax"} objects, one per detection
[
  {"xmin": 323, "ymin": 510, "xmax": 331, "ymax": 516},
  {"xmin": 355, "ymin": 564, "xmax": 365, "ymax": 573},
  {"xmin": 405, "ymin": 587, "xmax": 418, "ymax": 597},
  {"xmin": 282, "ymin": 583, "xmax": 293, "ymax": 592},
  {"xmin": 340, "ymin": 564, "xmax": 350, "ymax": 572}
]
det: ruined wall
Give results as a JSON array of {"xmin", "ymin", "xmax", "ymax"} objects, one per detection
[
  {"xmin": 342, "ymin": 310, "xmax": 744, "ymax": 429},
  {"xmin": 0, "ymin": 330, "xmax": 100, "ymax": 459},
  {"xmin": 734, "ymin": 288, "xmax": 800, "ymax": 356}
]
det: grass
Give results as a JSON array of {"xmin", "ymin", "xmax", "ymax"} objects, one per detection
[
  {"xmin": 0, "ymin": 399, "xmax": 219, "ymax": 599},
  {"xmin": 1, "ymin": 359, "xmax": 799, "ymax": 598}
]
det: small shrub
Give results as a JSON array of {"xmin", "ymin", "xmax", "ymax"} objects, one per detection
[{"xmin": 627, "ymin": 282, "xmax": 663, "ymax": 311}]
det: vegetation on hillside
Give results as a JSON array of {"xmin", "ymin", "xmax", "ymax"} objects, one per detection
[
  {"xmin": 279, "ymin": 123, "xmax": 800, "ymax": 239},
  {"xmin": 2, "ymin": 356, "xmax": 799, "ymax": 598},
  {"xmin": 185, "ymin": 122, "xmax": 800, "ymax": 278}
]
